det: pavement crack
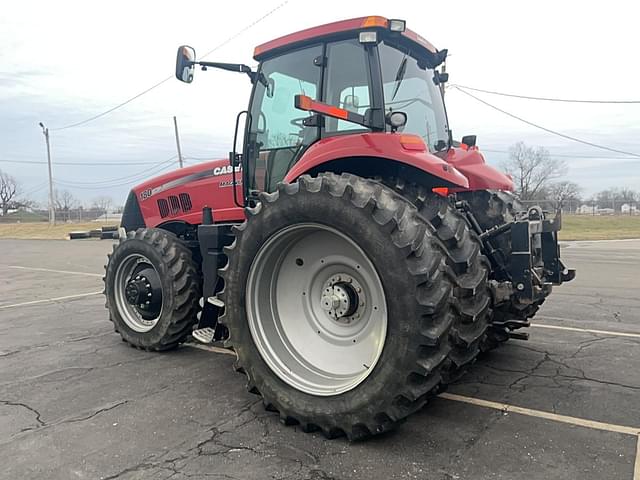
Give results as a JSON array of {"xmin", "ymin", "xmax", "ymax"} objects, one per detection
[
  {"xmin": 0, "ymin": 331, "xmax": 113, "ymax": 358},
  {"xmin": 59, "ymin": 400, "xmax": 128, "ymax": 425},
  {"xmin": 0, "ymin": 399, "xmax": 46, "ymax": 429}
]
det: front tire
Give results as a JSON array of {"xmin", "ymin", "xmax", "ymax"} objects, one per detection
[
  {"xmin": 104, "ymin": 228, "xmax": 201, "ymax": 351},
  {"xmin": 220, "ymin": 173, "xmax": 479, "ymax": 440}
]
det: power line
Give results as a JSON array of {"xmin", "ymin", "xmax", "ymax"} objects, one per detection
[
  {"xmin": 0, "ymin": 158, "xmax": 177, "ymax": 166},
  {"xmin": 50, "ymin": 1, "xmax": 290, "ymax": 132},
  {"xmin": 481, "ymin": 149, "xmax": 635, "ymax": 160},
  {"xmin": 183, "ymin": 155, "xmax": 218, "ymax": 161},
  {"xmin": 54, "ymin": 162, "xmax": 175, "ymax": 190},
  {"xmin": 20, "ymin": 182, "xmax": 49, "ymax": 197},
  {"xmin": 452, "ymin": 86, "xmax": 640, "ymax": 159},
  {"xmin": 56, "ymin": 157, "xmax": 175, "ymax": 187},
  {"xmin": 454, "ymin": 84, "xmax": 640, "ymax": 104}
]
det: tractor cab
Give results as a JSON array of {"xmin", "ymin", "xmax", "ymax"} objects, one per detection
[{"xmin": 176, "ymin": 16, "xmax": 451, "ymax": 201}]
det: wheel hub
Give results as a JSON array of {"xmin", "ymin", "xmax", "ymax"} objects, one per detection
[
  {"xmin": 125, "ymin": 275, "xmax": 152, "ymax": 306},
  {"xmin": 114, "ymin": 255, "xmax": 163, "ymax": 332},
  {"xmin": 320, "ymin": 275, "xmax": 363, "ymax": 323}
]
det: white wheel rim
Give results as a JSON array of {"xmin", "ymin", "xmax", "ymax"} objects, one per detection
[{"xmin": 246, "ymin": 223, "xmax": 388, "ymax": 396}]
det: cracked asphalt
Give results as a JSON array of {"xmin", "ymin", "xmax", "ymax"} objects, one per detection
[{"xmin": 1, "ymin": 238, "xmax": 639, "ymax": 480}]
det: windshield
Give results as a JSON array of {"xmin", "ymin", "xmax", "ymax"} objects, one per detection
[{"xmin": 378, "ymin": 42, "xmax": 449, "ymax": 152}]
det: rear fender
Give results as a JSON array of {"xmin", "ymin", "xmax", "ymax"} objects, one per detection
[
  {"xmin": 446, "ymin": 147, "xmax": 514, "ymax": 191},
  {"xmin": 284, "ymin": 133, "xmax": 469, "ymax": 188}
]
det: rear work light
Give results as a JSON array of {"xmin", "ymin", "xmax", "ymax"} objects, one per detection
[
  {"xmin": 359, "ymin": 31, "xmax": 378, "ymax": 43},
  {"xmin": 389, "ymin": 19, "xmax": 406, "ymax": 32}
]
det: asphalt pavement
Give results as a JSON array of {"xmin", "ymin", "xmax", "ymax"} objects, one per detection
[{"xmin": 1, "ymin": 238, "xmax": 639, "ymax": 480}]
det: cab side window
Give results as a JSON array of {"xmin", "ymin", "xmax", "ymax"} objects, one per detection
[
  {"xmin": 248, "ymin": 45, "xmax": 323, "ymax": 192},
  {"xmin": 323, "ymin": 39, "xmax": 372, "ymax": 133}
]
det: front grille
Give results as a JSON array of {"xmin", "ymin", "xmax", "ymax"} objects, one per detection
[{"xmin": 157, "ymin": 192, "xmax": 193, "ymax": 218}]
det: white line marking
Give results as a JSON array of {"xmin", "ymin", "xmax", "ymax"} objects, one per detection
[
  {"xmin": 533, "ymin": 322, "xmax": 640, "ymax": 339},
  {"xmin": 0, "ymin": 291, "xmax": 103, "ymax": 310},
  {"xmin": 7, "ymin": 265, "xmax": 102, "ymax": 277},
  {"xmin": 439, "ymin": 392, "xmax": 640, "ymax": 436},
  {"xmin": 188, "ymin": 343, "xmax": 640, "ymax": 475},
  {"xmin": 635, "ymin": 436, "xmax": 640, "ymax": 480},
  {"xmin": 183, "ymin": 343, "xmax": 236, "ymax": 356}
]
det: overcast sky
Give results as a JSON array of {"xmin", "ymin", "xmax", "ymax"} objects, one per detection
[{"xmin": 1, "ymin": 0, "xmax": 638, "ymax": 205}]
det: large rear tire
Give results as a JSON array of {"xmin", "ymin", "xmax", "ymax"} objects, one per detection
[
  {"xmin": 457, "ymin": 190, "xmax": 549, "ymax": 351},
  {"xmin": 220, "ymin": 173, "xmax": 489, "ymax": 440},
  {"xmin": 383, "ymin": 178, "xmax": 492, "ymax": 377},
  {"xmin": 104, "ymin": 228, "xmax": 201, "ymax": 351}
]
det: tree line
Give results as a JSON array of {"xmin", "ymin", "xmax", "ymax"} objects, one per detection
[
  {"xmin": 2, "ymin": 142, "xmax": 638, "ymax": 218},
  {"xmin": 0, "ymin": 170, "xmax": 116, "ymax": 221},
  {"xmin": 501, "ymin": 141, "xmax": 638, "ymax": 212}
]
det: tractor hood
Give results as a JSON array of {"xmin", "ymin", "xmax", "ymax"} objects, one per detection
[
  {"xmin": 124, "ymin": 158, "xmax": 245, "ymax": 230},
  {"xmin": 133, "ymin": 158, "xmax": 235, "ymax": 200}
]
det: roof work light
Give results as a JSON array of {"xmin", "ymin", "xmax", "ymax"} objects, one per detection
[
  {"xmin": 358, "ymin": 31, "xmax": 378, "ymax": 43},
  {"xmin": 389, "ymin": 19, "xmax": 406, "ymax": 32}
]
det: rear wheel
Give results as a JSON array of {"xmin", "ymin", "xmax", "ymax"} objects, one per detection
[
  {"xmin": 104, "ymin": 228, "xmax": 201, "ymax": 351},
  {"xmin": 220, "ymin": 173, "xmax": 488, "ymax": 439},
  {"xmin": 382, "ymin": 177, "xmax": 492, "ymax": 377}
]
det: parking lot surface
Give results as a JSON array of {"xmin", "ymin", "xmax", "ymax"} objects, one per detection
[{"xmin": 1, "ymin": 238, "xmax": 639, "ymax": 480}]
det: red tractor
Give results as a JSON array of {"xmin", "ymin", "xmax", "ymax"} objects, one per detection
[{"xmin": 105, "ymin": 16, "xmax": 574, "ymax": 440}]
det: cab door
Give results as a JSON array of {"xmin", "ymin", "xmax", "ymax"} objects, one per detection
[{"xmin": 245, "ymin": 45, "xmax": 323, "ymax": 194}]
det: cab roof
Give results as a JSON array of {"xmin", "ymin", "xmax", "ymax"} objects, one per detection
[{"xmin": 253, "ymin": 16, "xmax": 439, "ymax": 61}]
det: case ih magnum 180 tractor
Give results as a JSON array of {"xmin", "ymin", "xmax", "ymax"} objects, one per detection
[{"xmin": 105, "ymin": 16, "xmax": 575, "ymax": 440}]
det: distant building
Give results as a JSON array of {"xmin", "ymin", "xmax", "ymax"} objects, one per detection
[
  {"xmin": 578, "ymin": 204, "xmax": 596, "ymax": 214},
  {"xmin": 93, "ymin": 213, "xmax": 123, "ymax": 223},
  {"xmin": 621, "ymin": 203, "xmax": 638, "ymax": 214}
]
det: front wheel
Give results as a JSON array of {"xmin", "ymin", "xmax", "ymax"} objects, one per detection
[
  {"xmin": 104, "ymin": 228, "xmax": 201, "ymax": 351},
  {"xmin": 220, "ymin": 173, "xmax": 472, "ymax": 440}
]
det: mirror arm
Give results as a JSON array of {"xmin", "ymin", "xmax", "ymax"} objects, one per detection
[{"xmin": 196, "ymin": 61, "xmax": 263, "ymax": 84}]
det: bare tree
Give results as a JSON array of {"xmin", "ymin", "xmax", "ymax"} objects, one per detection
[
  {"xmin": 502, "ymin": 142, "xmax": 568, "ymax": 201},
  {"xmin": 595, "ymin": 187, "xmax": 638, "ymax": 212},
  {"xmin": 92, "ymin": 196, "xmax": 113, "ymax": 219},
  {"xmin": 54, "ymin": 189, "xmax": 78, "ymax": 222},
  {"xmin": 0, "ymin": 170, "xmax": 19, "ymax": 216},
  {"xmin": 548, "ymin": 181, "xmax": 582, "ymax": 211},
  {"xmin": 618, "ymin": 187, "xmax": 638, "ymax": 205}
]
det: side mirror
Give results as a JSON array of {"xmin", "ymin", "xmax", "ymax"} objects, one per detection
[
  {"xmin": 175, "ymin": 45, "xmax": 196, "ymax": 83},
  {"xmin": 461, "ymin": 135, "xmax": 477, "ymax": 148}
]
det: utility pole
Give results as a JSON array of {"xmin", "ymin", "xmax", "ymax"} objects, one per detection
[
  {"xmin": 173, "ymin": 116, "xmax": 184, "ymax": 168},
  {"xmin": 39, "ymin": 122, "xmax": 55, "ymax": 225}
]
